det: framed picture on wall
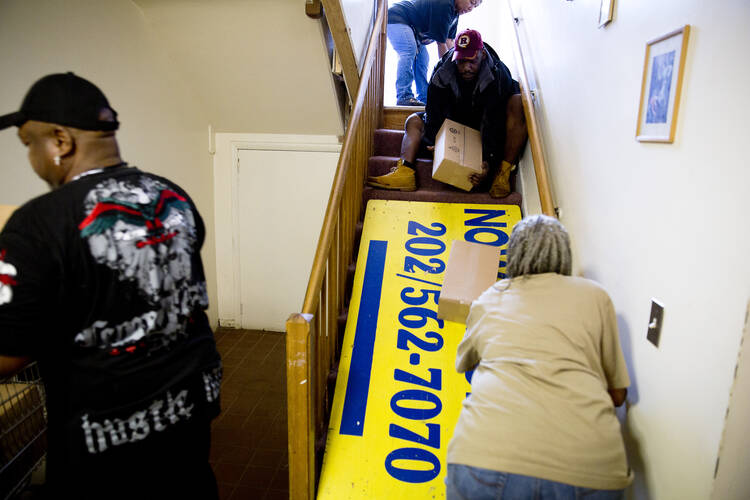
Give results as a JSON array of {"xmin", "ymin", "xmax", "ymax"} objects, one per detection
[
  {"xmin": 598, "ymin": 0, "xmax": 614, "ymax": 28},
  {"xmin": 635, "ymin": 25, "xmax": 691, "ymax": 143}
]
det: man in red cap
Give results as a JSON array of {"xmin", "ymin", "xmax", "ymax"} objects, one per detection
[
  {"xmin": 369, "ymin": 29, "xmax": 527, "ymax": 198},
  {"xmin": 0, "ymin": 73, "xmax": 222, "ymax": 498}
]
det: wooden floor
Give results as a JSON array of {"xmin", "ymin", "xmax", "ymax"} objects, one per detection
[{"xmin": 211, "ymin": 328, "xmax": 288, "ymax": 500}]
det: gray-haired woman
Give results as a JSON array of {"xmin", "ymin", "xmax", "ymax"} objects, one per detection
[{"xmin": 446, "ymin": 215, "xmax": 633, "ymax": 499}]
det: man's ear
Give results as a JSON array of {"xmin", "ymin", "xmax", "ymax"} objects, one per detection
[{"xmin": 52, "ymin": 126, "xmax": 75, "ymax": 157}]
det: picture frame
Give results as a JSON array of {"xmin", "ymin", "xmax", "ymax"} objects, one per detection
[
  {"xmin": 635, "ymin": 25, "xmax": 691, "ymax": 143},
  {"xmin": 598, "ymin": 0, "xmax": 614, "ymax": 28}
]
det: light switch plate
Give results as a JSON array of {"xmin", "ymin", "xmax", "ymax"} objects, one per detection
[{"xmin": 647, "ymin": 298, "xmax": 664, "ymax": 347}]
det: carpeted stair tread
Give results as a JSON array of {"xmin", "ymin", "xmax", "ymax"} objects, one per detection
[
  {"xmin": 363, "ymin": 186, "xmax": 522, "ymax": 206},
  {"xmin": 373, "ymin": 129, "xmax": 432, "ymax": 159}
]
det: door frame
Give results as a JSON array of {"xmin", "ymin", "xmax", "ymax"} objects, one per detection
[{"xmin": 212, "ymin": 133, "xmax": 341, "ymax": 329}]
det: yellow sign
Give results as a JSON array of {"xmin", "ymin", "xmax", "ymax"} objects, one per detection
[{"xmin": 318, "ymin": 200, "xmax": 522, "ymax": 499}]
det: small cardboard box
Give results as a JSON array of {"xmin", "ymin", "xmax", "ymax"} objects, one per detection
[
  {"xmin": 432, "ymin": 119, "xmax": 482, "ymax": 191},
  {"xmin": 0, "ymin": 205, "xmax": 16, "ymax": 230},
  {"xmin": 437, "ymin": 240, "xmax": 501, "ymax": 324}
]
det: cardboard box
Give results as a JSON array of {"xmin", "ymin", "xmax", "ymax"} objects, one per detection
[
  {"xmin": 437, "ymin": 240, "xmax": 501, "ymax": 324},
  {"xmin": 0, "ymin": 205, "xmax": 16, "ymax": 230},
  {"xmin": 432, "ymin": 119, "xmax": 482, "ymax": 191}
]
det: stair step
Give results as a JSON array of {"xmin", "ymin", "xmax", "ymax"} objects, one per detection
[
  {"xmin": 363, "ymin": 186, "xmax": 522, "ymax": 206},
  {"xmin": 373, "ymin": 129, "xmax": 433, "ymax": 159},
  {"xmin": 368, "ymin": 155, "xmax": 447, "ymax": 191},
  {"xmin": 373, "ymin": 129, "xmax": 404, "ymax": 157}
]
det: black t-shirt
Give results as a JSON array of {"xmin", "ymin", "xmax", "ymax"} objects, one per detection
[
  {"xmin": 388, "ymin": 0, "xmax": 459, "ymax": 43},
  {"xmin": 0, "ymin": 165, "xmax": 221, "ymax": 492}
]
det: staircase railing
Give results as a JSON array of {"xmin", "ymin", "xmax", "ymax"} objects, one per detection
[
  {"xmin": 505, "ymin": 0, "xmax": 557, "ymax": 217},
  {"xmin": 286, "ymin": 0, "xmax": 386, "ymax": 497}
]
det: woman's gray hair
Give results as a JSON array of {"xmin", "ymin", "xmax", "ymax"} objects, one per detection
[{"xmin": 506, "ymin": 215, "xmax": 572, "ymax": 279}]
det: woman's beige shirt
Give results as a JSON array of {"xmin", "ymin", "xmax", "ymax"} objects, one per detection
[{"xmin": 447, "ymin": 273, "xmax": 633, "ymax": 490}]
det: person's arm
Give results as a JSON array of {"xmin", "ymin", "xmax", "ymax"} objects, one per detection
[
  {"xmin": 436, "ymin": 38, "xmax": 454, "ymax": 57},
  {"xmin": 599, "ymin": 290, "xmax": 631, "ymax": 406},
  {"xmin": 455, "ymin": 331, "xmax": 479, "ymax": 373},
  {"xmin": 479, "ymin": 89, "xmax": 503, "ymax": 171},
  {"xmin": 0, "ymin": 211, "xmax": 57, "ymax": 367},
  {"xmin": 608, "ymin": 388, "xmax": 628, "ymax": 407},
  {"xmin": 0, "ymin": 356, "xmax": 30, "ymax": 377},
  {"xmin": 456, "ymin": 301, "xmax": 486, "ymax": 373}
]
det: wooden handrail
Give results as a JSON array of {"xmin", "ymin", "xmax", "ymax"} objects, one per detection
[
  {"xmin": 305, "ymin": 0, "xmax": 323, "ymax": 19},
  {"xmin": 287, "ymin": 1, "xmax": 386, "ymax": 498},
  {"xmin": 320, "ymin": 0, "xmax": 362, "ymax": 100},
  {"xmin": 505, "ymin": 0, "xmax": 557, "ymax": 217},
  {"xmin": 302, "ymin": 0, "xmax": 386, "ymax": 314}
]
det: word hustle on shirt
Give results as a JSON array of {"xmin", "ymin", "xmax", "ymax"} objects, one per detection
[{"xmin": 80, "ymin": 388, "xmax": 194, "ymax": 454}]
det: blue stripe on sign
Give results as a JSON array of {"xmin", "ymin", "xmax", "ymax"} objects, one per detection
[{"xmin": 339, "ymin": 239, "xmax": 388, "ymax": 436}]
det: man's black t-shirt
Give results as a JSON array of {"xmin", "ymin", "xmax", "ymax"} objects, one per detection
[
  {"xmin": 0, "ymin": 164, "xmax": 221, "ymax": 494},
  {"xmin": 388, "ymin": 0, "xmax": 459, "ymax": 43}
]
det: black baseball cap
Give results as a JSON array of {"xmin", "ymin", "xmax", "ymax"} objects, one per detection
[{"xmin": 0, "ymin": 72, "xmax": 119, "ymax": 132}]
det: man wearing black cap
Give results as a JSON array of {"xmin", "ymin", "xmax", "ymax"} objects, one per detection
[
  {"xmin": 0, "ymin": 73, "xmax": 222, "ymax": 498},
  {"xmin": 370, "ymin": 29, "xmax": 527, "ymax": 198}
]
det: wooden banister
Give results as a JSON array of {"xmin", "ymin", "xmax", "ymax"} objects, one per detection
[
  {"xmin": 302, "ymin": 0, "xmax": 386, "ymax": 315},
  {"xmin": 286, "ymin": 314, "xmax": 316, "ymax": 500},
  {"xmin": 505, "ymin": 0, "xmax": 557, "ymax": 218},
  {"xmin": 320, "ymin": 0, "xmax": 362, "ymax": 100},
  {"xmin": 286, "ymin": 0, "xmax": 386, "ymax": 498},
  {"xmin": 305, "ymin": 0, "xmax": 323, "ymax": 19}
]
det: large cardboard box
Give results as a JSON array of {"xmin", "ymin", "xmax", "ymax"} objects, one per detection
[
  {"xmin": 437, "ymin": 240, "xmax": 500, "ymax": 324},
  {"xmin": 432, "ymin": 119, "xmax": 482, "ymax": 191}
]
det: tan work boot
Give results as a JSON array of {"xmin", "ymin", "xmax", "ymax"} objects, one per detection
[
  {"xmin": 367, "ymin": 159, "xmax": 417, "ymax": 191},
  {"xmin": 489, "ymin": 160, "xmax": 516, "ymax": 198}
]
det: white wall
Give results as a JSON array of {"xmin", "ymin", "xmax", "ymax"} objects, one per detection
[
  {"xmin": 509, "ymin": 0, "xmax": 750, "ymax": 498},
  {"xmin": 343, "ymin": 0, "xmax": 377, "ymax": 70},
  {"xmin": 0, "ymin": 0, "xmax": 218, "ymax": 326}
]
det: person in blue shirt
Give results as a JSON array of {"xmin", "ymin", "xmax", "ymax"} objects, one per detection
[{"xmin": 387, "ymin": 0, "xmax": 482, "ymax": 106}]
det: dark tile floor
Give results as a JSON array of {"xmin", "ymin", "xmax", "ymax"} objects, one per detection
[{"xmin": 211, "ymin": 328, "xmax": 288, "ymax": 500}]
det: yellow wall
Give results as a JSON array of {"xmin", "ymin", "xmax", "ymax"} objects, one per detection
[
  {"xmin": 132, "ymin": 0, "xmax": 344, "ymax": 136},
  {"xmin": 507, "ymin": 0, "xmax": 750, "ymax": 498}
]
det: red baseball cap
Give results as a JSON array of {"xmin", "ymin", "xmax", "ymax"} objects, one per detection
[{"xmin": 452, "ymin": 29, "xmax": 484, "ymax": 61}]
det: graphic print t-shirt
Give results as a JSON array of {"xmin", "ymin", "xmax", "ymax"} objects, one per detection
[{"xmin": 0, "ymin": 165, "xmax": 221, "ymax": 485}]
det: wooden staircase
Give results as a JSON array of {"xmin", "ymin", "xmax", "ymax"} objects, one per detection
[{"xmin": 288, "ymin": 0, "xmax": 557, "ymax": 496}]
